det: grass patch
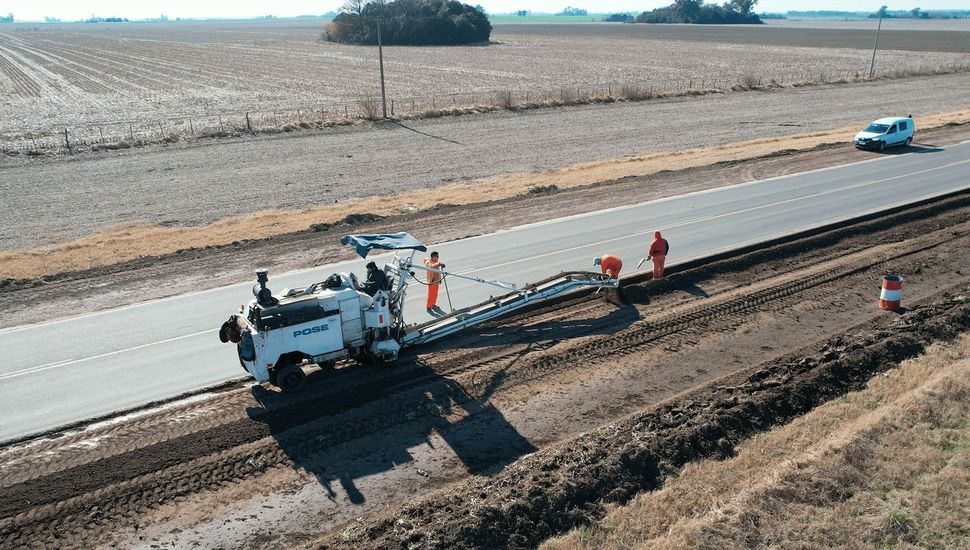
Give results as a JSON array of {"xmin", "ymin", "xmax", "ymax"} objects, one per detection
[{"xmin": 542, "ymin": 334, "xmax": 970, "ymax": 550}]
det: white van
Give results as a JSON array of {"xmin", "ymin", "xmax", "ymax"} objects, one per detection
[{"xmin": 853, "ymin": 116, "xmax": 914, "ymax": 151}]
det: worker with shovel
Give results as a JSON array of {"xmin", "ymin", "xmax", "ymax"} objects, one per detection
[
  {"xmin": 593, "ymin": 254, "xmax": 623, "ymax": 278},
  {"xmin": 645, "ymin": 231, "xmax": 669, "ymax": 279},
  {"xmin": 424, "ymin": 251, "xmax": 446, "ymax": 315}
]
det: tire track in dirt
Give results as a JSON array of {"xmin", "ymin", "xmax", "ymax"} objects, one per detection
[
  {"xmin": 2, "ymin": 220, "xmax": 966, "ymax": 549},
  {"xmin": 3, "ymin": 189, "xmax": 968, "ymax": 477},
  {"xmin": 2, "ymin": 194, "xmax": 967, "ymax": 483},
  {"xmin": 323, "ymin": 293, "xmax": 970, "ymax": 550}
]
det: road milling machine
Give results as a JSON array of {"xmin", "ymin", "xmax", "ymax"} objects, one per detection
[{"xmin": 219, "ymin": 233, "xmax": 618, "ymax": 391}]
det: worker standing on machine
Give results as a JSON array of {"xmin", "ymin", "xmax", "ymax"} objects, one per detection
[
  {"xmin": 647, "ymin": 231, "xmax": 669, "ymax": 279},
  {"xmin": 593, "ymin": 254, "xmax": 623, "ymax": 279},
  {"xmin": 424, "ymin": 251, "xmax": 445, "ymax": 314},
  {"xmin": 361, "ymin": 261, "xmax": 388, "ymax": 296}
]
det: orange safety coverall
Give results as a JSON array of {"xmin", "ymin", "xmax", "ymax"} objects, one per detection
[
  {"xmin": 424, "ymin": 257, "xmax": 443, "ymax": 309},
  {"xmin": 648, "ymin": 231, "xmax": 668, "ymax": 279},
  {"xmin": 599, "ymin": 254, "xmax": 623, "ymax": 278}
]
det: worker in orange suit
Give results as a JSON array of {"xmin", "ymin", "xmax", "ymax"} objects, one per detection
[
  {"xmin": 593, "ymin": 254, "xmax": 623, "ymax": 279},
  {"xmin": 647, "ymin": 231, "xmax": 669, "ymax": 279},
  {"xmin": 424, "ymin": 251, "xmax": 445, "ymax": 314}
]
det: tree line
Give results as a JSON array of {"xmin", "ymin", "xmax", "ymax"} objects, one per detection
[
  {"xmin": 636, "ymin": 0, "xmax": 762, "ymax": 24},
  {"xmin": 325, "ymin": 0, "xmax": 491, "ymax": 46}
]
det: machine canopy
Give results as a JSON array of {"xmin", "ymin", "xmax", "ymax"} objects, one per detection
[{"xmin": 340, "ymin": 232, "xmax": 428, "ymax": 258}]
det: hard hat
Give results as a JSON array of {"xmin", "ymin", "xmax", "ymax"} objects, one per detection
[{"xmin": 593, "ymin": 257, "xmax": 601, "ymax": 266}]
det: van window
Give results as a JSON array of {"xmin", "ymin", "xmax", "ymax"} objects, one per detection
[
  {"xmin": 888, "ymin": 125, "xmax": 897, "ymax": 134},
  {"xmin": 865, "ymin": 123, "xmax": 890, "ymax": 133},
  {"xmin": 899, "ymin": 121, "xmax": 908, "ymax": 130}
]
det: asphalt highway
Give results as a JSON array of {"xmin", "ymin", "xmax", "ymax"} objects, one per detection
[{"xmin": 2, "ymin": 141, "xmax": 968, "ymax": 442}]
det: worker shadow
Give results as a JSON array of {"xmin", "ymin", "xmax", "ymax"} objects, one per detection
[
  {"xmin": 435, "ymin": 303, "xmax": 641, "ymax": 351},
  {"xmin": 245, "ymin": 364, "xmax": 534, "ymax": 506}
]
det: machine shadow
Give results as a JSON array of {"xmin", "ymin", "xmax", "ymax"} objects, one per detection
[
  {"xmin": 245, "ymin": 363, "xmax": 535, "ymax": 505},
  {"xmin": 422, "ymin": 302, "xmax": 641, "ymax": 352}
]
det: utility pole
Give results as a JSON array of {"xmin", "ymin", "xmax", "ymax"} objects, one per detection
[
  {"xmin": 868, "ymin": 14, "xmax": 883, "ymax": 79},
  {"xmin": 377, "ymin": 16, "xmax": 387, "ymax": 118}
]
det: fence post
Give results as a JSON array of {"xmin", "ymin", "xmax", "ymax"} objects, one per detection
[
  {"xmin": 218, "ymin": 115, "xmax": 225, "ymax": 133},
  {"xmin": 391, "ymin": 100, "xmax": 394, "ymax": 116},
  {"xmin": 158, "ymin": 121, "xmax": 164, "ymax": 135},
  {"xmin": 64, "ymin": 128, "xmax": 71, "ymax": 152},
  {"xmin": 189, "ymin": 117, "xmax": 194, "ymax": 135},
  {"xmin": 99, "ymin": 126, "xmax": 105, "ymax": 143},
  {"xmin": 129, "ymin": 123, "xmax": 134, "ymax": 141},
  {"xmin": 246, "ymin": 112, "xmax": 252, "ymax": 133}
]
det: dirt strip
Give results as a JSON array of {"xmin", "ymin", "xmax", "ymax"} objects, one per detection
[
  {"xmin": 2, "ymin": 193, "xmax": 969, "ymax": 549},
  {"xmin": 316, "ymin": 293, "xmax": 970, "ymax": 550}
]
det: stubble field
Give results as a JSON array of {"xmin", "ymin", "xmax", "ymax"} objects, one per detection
[{"xmin": 1, "ymin": 19, "xmax": 968, "ymax": 141}]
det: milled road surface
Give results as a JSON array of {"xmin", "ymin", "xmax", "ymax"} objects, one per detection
[
  {"xmin": 1, "ymin": 73, "xmax": 969, "ymax": 249},
  {"xmin": 1, "ymin": 142, "xmax": 968, "ymax": 442}
]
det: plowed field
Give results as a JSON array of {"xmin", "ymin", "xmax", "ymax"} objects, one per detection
[{"xmin": 1, "ymin": 20, "xmax": 967, "ymax": 133}]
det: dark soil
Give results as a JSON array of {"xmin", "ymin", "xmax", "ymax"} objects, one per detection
[
  {"xmin": 2, "ymin": 191, "xmax": 969, "ymax": 550},
  {"xmin": 319, "ymin": 294, "xmax": 970, "ymax": 550}
]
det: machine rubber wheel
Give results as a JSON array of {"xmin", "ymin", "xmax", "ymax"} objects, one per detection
[
  {"xmin": 276, "ymin": 364, "xmax": 306, "ymax": 392},
  {"xmin": 878, "ymin": 141, "xmax": 886, "ymax": 152},
  {"xmin": 905, "ymin": 137, "xmax": 912, "ymax": 147},
  {"xmin": 367, "ymin": 352, "xmax": 396, "ymax": 367}
]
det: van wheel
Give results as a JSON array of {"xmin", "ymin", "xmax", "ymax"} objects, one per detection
[{"xmin": 904, "ymin": 137, "xmax": 912, "ymax": 147}]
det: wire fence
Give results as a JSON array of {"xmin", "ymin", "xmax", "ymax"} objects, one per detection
[{"xmin": 3, "ymin": 62, "xmax": 969, "ymax": 156}]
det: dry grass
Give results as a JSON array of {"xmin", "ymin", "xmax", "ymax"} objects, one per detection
[
  {"xmin": 2, "ymin": 108, "xmax": 969, "ymax": 280},
  {"xmin": 542, "ymin": 333, "xmax": 970, "ymax": 550}
]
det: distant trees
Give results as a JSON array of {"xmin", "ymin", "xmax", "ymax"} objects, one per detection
[
  {"xmin": 604, "ymin": 13, "xmax": 634, "ymax": 22},
  {"xmin": 869, "ymin": 5, "xmax": 890, "ymax": 18},
  {"xmin": 84, "ymin": 16, "xmax": 130, "ymax": 23},
  {"xmin": 557, "ymin": 7, "xmax": 588, "ymax": 16},
  {"xmin": 515, "ymin": 10, "xmax": 530, "ymax": 16},
  {"xmin": 636, "ymin": 0, "xmax": 762, "ymax": 24},
  {"xmin": 325, "ymin": 0, "xmax": 491, "ymax": 45},
  {"xmin": 0, "ymin": 12, "xmax": 13, "ymax": 23}
]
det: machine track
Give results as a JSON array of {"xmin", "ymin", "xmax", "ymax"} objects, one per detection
[{"xmin": 2, "ymin": 193, "xmax": 970, "ymax": 548}]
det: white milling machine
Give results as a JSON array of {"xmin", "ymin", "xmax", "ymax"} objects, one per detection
[{"xmin": 219, "ymin": 233, "xmax": 618, "ymax": 391}]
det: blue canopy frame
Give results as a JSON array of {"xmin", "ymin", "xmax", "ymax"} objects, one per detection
[{"xmin": 340, "ymin": 232, "xmax": 428, "ymax": 258}]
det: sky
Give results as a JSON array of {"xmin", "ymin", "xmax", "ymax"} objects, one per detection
[{"xmin": 1, "ymin": 0, "xmax": 966, "ymax": 21}]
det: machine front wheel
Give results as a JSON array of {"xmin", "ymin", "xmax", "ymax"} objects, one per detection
[{"xmin": 276, "ymin": 364, "xmax": 307, "ymax": 392}]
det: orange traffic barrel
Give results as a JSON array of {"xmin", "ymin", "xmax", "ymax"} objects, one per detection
[{"xmin": 879, "ymin": 275, "xmax": 904, "ymax": 310}]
